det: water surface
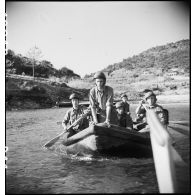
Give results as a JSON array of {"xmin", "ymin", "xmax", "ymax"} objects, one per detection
[{"xmin": 6, "ymin": 103, "xmax": 190, "ymax": 193}]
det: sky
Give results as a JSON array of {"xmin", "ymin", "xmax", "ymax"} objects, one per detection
[{"xmin": 6, "ymin": 1, "xmax": 189, "ymax": 77}]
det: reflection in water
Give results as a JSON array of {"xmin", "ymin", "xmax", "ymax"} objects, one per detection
[{"xmin": 6, "ymin": 105, "xmax": 190, "ymax": 193}]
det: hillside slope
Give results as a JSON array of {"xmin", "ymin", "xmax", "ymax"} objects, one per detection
[
  {"xmin": 102, "ymin": 39, "xmax": 189, "ymax": 74},
  {"xmin": 70, "ymin": 39, "xmax": 190, "ymax": 101}
]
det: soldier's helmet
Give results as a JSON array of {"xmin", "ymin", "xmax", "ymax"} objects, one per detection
[
  {"xmin": 144, "ymin": 91, "xmax": 156, "ymax": 101},
  {"xmin": 69, "ymin": 93, "xmax": 79, "ymax": 100},
  {"xmin": 115, "ymin": 101, "xmax": 124, "ymax": 109},
  {"xmin": 93, "ymin": 71, "xmax": 106, "ymax": 83}
]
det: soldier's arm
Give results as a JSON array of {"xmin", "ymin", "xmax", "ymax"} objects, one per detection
[
  {"xmin": 105, "ymin": 87, "xmax": 114, "ymax": 124},
  {"xmin": 89, "ymin": 89, "xmax": 98, "ymax": 124}
]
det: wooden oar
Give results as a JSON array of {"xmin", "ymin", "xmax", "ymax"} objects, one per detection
[
  {"xmin": 144, "ymin": 107, "xmax": 177, "ymax": 193},
  {"xmin": 142, "ymin": 104, "xmax": 187, "ymax": 192},
  {"xmin": 44, "ymin": 109, "xmax": 91, "ymax": 148}
]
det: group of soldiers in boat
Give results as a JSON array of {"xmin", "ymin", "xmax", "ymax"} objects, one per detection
[{"xmin": 62, "ymin": 71, "xmax": 168, "ymax": 138}]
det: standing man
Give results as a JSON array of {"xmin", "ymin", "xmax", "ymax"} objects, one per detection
[
  {"xmin": 89, "ymin": 71, "xmax": 117, "ymax": 127},
  {"xmin": 62, "ymin": 93, "xmax": 89, "ymax": 138}
]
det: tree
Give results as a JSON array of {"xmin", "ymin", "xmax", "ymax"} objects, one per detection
[
  {"xmin": 59, "ymin": 66, "xmax": 73, "ymax": 76},
  {"xmin": 41, "ymin": 60, "xmax": 53, "ymax": 68},
  {"xmin": 6, "ymin": 49, "xmax": 15, "ymax": 59},
  {"xmin": 26, "ymin": 46, "xmax": 43, "ymax": 79}
]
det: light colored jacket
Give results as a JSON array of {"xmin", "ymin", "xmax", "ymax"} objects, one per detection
[{"xmin": 89, "ymin": 85, "xmax": 113, "ymax": 111}]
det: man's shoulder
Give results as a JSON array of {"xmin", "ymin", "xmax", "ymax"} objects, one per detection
[
  {"xmin": 90, "ymin": 86, "xmax": 96, "ymax": 93},
  {"xmin": 105, "ymin": 85, "xmax": 113, "ymax": 90},
  {"xmin": 154, "ymin": 104, "xmax": 164, "ymax": 110},
  {"xmin": 105, "ymin": 85, "xmax": 113, "ymax": 92}
]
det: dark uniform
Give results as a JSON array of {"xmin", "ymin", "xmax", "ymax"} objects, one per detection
[
  {"xmin": 117, "ymin": 113, "xmax": 133, "ymax": 129},
  {"xmin": 115, "ymin": 101, "xmax": 133, "ymax": 130},
  {"xmin": 123, "ymin": 102, "xmax": 130, "ymax": 114},
  {"xmin": 121, "ymin": 94, "xmax": 130, "ymax": 114}
]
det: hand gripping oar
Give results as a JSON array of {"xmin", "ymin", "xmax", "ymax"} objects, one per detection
[{"xmin": 44, "ymin": 108, "xmax": 91, "ymax": 148}]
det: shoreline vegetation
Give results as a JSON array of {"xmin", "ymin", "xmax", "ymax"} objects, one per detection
[
  {"xmin": 6, "ymin": 39, "xmax": 189, "ymax": 110},
  {"xmin": 6, "ymin": 72, "xmax": 189, "ymax": 111},
  {"xmin": 6, "ymin": 75, "xmax": 190, "ymax": 110}
]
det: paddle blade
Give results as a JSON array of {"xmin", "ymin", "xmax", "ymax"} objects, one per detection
[{"xmin": 44, "ymin": 136, "xmax": 61, "ymax": 148}]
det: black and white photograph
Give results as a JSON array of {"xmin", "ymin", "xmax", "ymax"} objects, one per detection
[{"xmin": 5, "ymin": 1, "xmax": 190, "ymax": 194}]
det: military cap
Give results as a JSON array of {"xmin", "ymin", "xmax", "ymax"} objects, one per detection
[
  {"xmin": 144, "ymin": 91, "xmax": 156, "ymax": 100},
  {"xmin": 69, "ymin": 93, "xmax": 79, "ymax": 100}
]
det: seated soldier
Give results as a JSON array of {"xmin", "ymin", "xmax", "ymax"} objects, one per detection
[
  {"xmin": 121, "ymin": 94, "xmax": 130, "ymax": 115},
  {"xmin": 135, "ymin": 91, "xmax": 166, "ymax": 132},
  {"xmin": 115, "ymin": 101, "xmax": 133, "ymax": 130},
  {"xmin": 62, "ymin": 93, "xmax": 90, "ymax": 138}
]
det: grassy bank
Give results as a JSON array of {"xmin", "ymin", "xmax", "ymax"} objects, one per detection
[
  {"xmin": 6, "ymin": 70, "xmax": 189, "ymax": 110},
  {"xmin": 6, "ymin": 75, "xmax": 89, "ymax": 110}
]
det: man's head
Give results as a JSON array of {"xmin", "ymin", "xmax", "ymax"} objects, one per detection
[
  {"xmin": 94, "ymin": 72, "xmax": 106, "ymax": 90},
  {"xmin": 121, "ymin": 94, "xmax": 128, "ymax": 102},
  {"xmin": 69, "ymin": 93, "xmax": 79, "ymax": 109},
  {"xmin": 115, "ymin": 101, "xmax": 125, "ymax": 115},
  {"xmin": 144, "ymin": 91, "xmax": 157, "ymax": 106}
]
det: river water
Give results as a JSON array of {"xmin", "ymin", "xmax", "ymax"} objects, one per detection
[{"xmin": 6, "ymin": 103, "xmax": 190, "ymax": 193}]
